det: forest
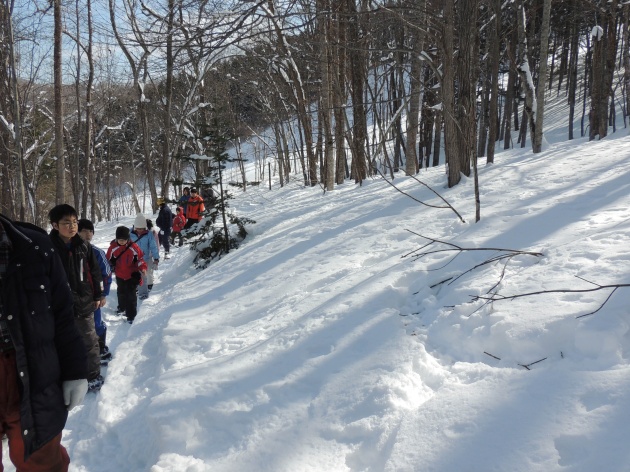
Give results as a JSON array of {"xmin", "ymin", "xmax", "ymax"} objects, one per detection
[{"xmin": 0, "ymin": 0, "xmax": 628, "ymax": 227}]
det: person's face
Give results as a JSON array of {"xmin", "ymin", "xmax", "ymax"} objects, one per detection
[
  {"xmin": 79, "ymin": 228, "xmax": 94, "ymax": 242},
  {"xmin": 191, "ymin": 191, "xmax": 197, "ymax": 197},
  {"xmin": 116, "ymin": 238, "xmax": 128, "ymax": 246},
  {"xmin": 184, "ymin": 189, "xmax": 190, "ymax": 195},
  {"xmin": 53, "ymin": 217, "xmax": 78, "ymax": 241}
]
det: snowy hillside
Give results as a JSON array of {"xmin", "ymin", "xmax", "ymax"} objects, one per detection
[
  {"xmin": 38, "ymin": 122, "xmax": 628, "ymax": 472},
  {"xmin": 4, "ymin": 117, "xmax": 630, "ymax": 470}
]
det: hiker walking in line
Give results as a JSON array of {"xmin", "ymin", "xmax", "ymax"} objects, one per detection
[
  {"xmin": 178, "ymin": 187, "xmax": 190, "ymax": 218},
  {"xmin": 106, "ymin": 226, "xmax": 147, "ymax": 324},
  {"xmin": 48, "ymin": 204, "xmax": 104, "ymax": 392},
  {"xmin": 171, "ymin": 206, "xmax": 186, "ymax": 247},
  {"xmin": 156, "ymin": 198, "xmax": 174, "ymax": 257},
  {"xmin": 131, "ymin": 214, "xmax": 159, "ymax": 298},
  {"xmin": 78, "ymin": 219, "xmax": 113, "ymax": 365},
  {"xmin": 184, "ymin": 188, "xmax": 205, "ymax": 229}
]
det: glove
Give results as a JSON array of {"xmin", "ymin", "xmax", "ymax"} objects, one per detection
[
  {"xmin": 62, "ymin": 379, "xmax": 88, "ymax": 411},
  {"xmin": 153, "ymin": 260, "xmax": 159, "ymax": 269}
]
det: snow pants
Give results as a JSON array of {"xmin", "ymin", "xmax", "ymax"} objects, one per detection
[
  {"xmin": 117, "ymin": 277, "xmax": 138, "ymax": 322},
  {"xmin": 74, "ymin": 314, "xmax": 100, "ymax": 382},
  {"xmin": 158, "ymin": 229, "xmax": 171, "ymax": 253},
  {"xmin": 0, "ymin": 351, "xmax": 70, "ymax": 472},
  {"xmin": 170, "ymin": 231, "xmax": 184, "ymax": 247},
  {"xmin": 94, "ymin": 307, "xmax": 106, "ymax": 338}
]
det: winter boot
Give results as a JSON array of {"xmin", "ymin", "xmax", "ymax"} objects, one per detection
[
  {"xmin": 98, "ymin": 332, "xmax": 112, "ymax": 365},
  {"xmin": 100, "ymin": 346, "xmax": 112, "ymax": 365},
  {"xmin": 88, "ymin": 374, "xmax": 105, "ymax": 392}
]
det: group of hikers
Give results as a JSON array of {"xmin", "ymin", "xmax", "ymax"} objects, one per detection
[{"xmin": 0, "ymin": 186, "xmax": 206, "ymax": 470}]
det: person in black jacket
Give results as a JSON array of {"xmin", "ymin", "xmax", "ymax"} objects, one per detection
[
  {"xmin": 155, "ymin": 198, "xmax": 173, "ymax": 258},
  {"xmin": 0, "ymin": 212, "xmax": 88, "ymax": 470},
  {"xmin": 49, "ymin": 204, "xmax": 104, "ymax": 392}
]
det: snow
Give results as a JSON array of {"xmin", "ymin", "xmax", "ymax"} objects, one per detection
[{"xmin": 5, "ymin": 105, "xmax": 630, "ymax": 472}]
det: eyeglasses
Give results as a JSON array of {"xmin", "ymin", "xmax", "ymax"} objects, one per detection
[{"xmin": 59, "ymin": 220, "xmax": 78, "ymax": 228}]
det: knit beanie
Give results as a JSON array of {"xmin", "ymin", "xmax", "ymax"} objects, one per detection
[
  {"xmin": 133, "ymin": 213, "xmax": 147, "ymax": 229},
  {"xmin": 78, "ymin": 219, "xmax": 95, "ymax": 232},
  {"xmin": 116, "ymin": 226, "xmax": 130, "ymax": 240}
]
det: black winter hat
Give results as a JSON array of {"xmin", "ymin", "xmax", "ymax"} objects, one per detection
[
  {"xmin": 116, "ymin": 226, "xmax": 130, "ymax": 240},
  {"xmin": 78, "ymin": 219, "xmax": 95, "ymax": 232}
]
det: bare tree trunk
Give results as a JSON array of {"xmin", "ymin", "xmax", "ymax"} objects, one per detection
[
  {"xmin": 486, "ymin": 0, "xmax": 501, "ymax": 163},
  {"xmin": 503, "ymin": 40, "xmax": 516, "ymax": 149},
  {"xmin": 73, "ymin": 0, "xmax": 82, "ymax": 212},
  {"xmin": 432, "ymin": 111, "xmax": 442, "ymax": 167},
  {"xmin": 405, "ymin": 0, "xmax": 425, "ymax": 176},
  {"xmin": 86, "ymin": 0, "xmax": 95, "ymax": 220},
  {"xmin": 54, "ymin": 0, "xmax": 65, "ymax": 203},
  {"xmin": 347, "ymin": 0, "xmax": 368, "ymax": 183},
  {"xmin": 477, "ymin": 35, "xmax": 489, "ymax": 159},
  {"xmin": 516, "ymin": 1, "xmax": 536, "ymax": 149},
  {"xmin": 567, "ymin": 0, "xmax": 579, "ymax": 140},
  {"xmin": 442, "ymin": 0, "xmax": 459, "ymax": 187},
  {"xmin": 454, "ymin": 0, "xmax": 477, "ymax": 179},
  {"xmin": 160, "ymin": 0, "xmax": 175, "ymax": 206},
  {"xmin": 75, "ymin": 0, "xmax": 95, "ymax": 218},
  {"xmin": 333, "ymin": 0, "xmax": 347, "ymax": 184},
  {"xmin": 317, "ymin": 0, "xmax": 334, "ymax": 191},
  {"xmin": 265, "ymin": 0, "xmax": 316, "ymax": 186},
  {"xmin": 456, "ymin": 0, "xmax": 479, "ymax": 215},
  {"xmin": 589, "ymin": 1, "xmax": 618, "ymax": 140},
  {"xmin": 2, "ymin": 2, "xmax": 27, "ymax": 219},
  {"xmin": 533, "ymin": 0, "xmax": 551, "ymax": 153}
]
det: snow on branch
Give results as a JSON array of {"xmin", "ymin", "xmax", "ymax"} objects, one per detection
[{"xmin": 0, "ymin": 114, "xmax": 15, "ymax": 140}]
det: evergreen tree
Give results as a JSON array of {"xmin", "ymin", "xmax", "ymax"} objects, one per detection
[{"xmin": 184, "ymin": 118, "xmax": 255, "ymax": 269}]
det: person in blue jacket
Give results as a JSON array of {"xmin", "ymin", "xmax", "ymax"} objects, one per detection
[
  {"xmin": 78, "ymin": 219, "xmax": 113, "ymax": 364},
  {"xmin": 131, "ymin": 214, "xmax": 159, "ymax": 300},
  {"xmin": 178, "ymin": 187, "xmax": 190, "ymax": 218}
]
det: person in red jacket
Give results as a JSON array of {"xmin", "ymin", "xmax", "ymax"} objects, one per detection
[
  {"xmin": 170, "ymin": 206, "xmax": 187, "ymax": 247},
  {"xmin": 106, "ymin": 226, "xmax": 147, "ymax": 324},
  {"xmin": 184, "ymin": 188, "xmax": 205, "ymax": 229}
]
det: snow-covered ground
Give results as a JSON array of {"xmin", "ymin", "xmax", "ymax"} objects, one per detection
[{"xmin": 5, "ymin": 104, "xmax": 630, "ymax": 471}]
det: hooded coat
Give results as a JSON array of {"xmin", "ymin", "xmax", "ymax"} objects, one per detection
[{"xmin": 0, "ymin": 214, "xmax": 87, "ymax": 460}]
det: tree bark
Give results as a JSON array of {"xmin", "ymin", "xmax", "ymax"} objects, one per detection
[
  {"xmin": 54, "ymin": 0, "xmax": 65, "ymax": 203},
  {"xmin": 347, "ymin": 0, "xmax": 368, "ymax": 183},
  {"xmin": 486, "ymin": 0, "xmax": 501, "ymax": 163},
  {"xmin": 442, "ymin": 0, "xmax": 459, "ymax": 187},
  {"xmin": 533, "ymin": 0, "xmax": 551, "ymax": 153}
]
